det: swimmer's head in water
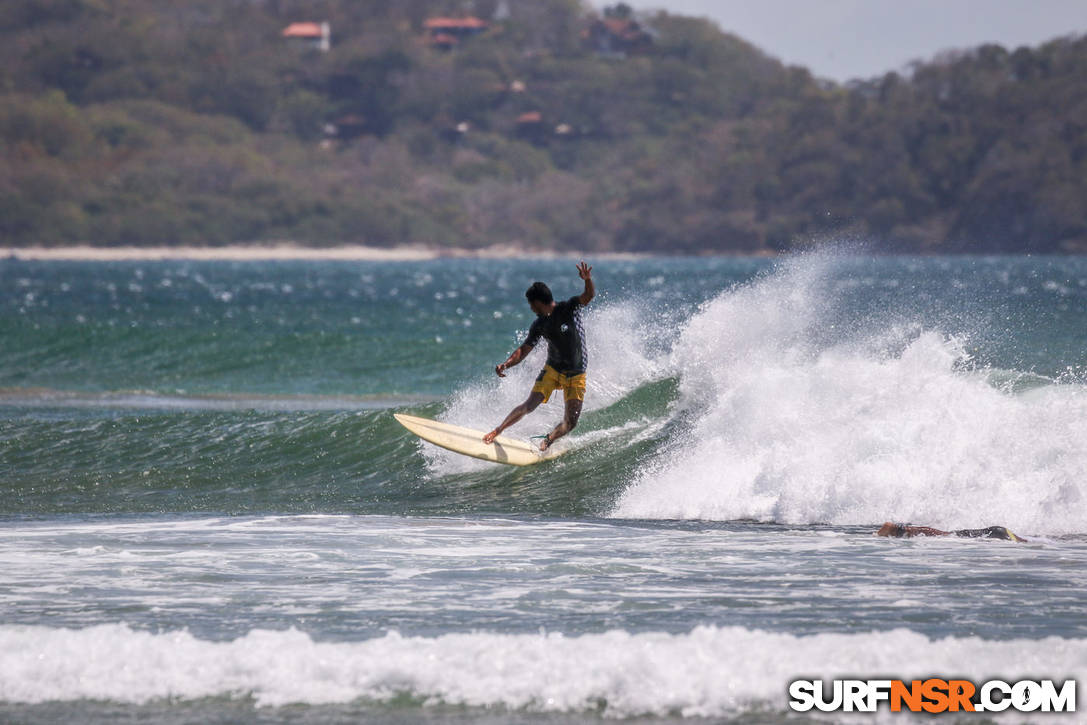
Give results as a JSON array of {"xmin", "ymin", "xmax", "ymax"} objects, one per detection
[{"xmin": 877, "ymin": 522, "xmax": 907, "ymax": 537}]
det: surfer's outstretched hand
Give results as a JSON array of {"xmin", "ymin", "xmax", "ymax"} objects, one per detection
[
  {"xmin": 576, "ymin": 261, "xmax": 592, "ymax": 280},
  {"xmin": 482, "ymin": 429, "xmax": 498, "ymax": 444}
]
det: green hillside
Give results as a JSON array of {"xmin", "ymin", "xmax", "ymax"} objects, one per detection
[{"xmin": 2, "ymin": 0, "xmax": 1085, "ymax": 252}]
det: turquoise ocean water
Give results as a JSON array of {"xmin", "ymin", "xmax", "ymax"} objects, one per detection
[{"xmin": 1, "ymin": 253, "xmax": 1085, "ymax": 723}]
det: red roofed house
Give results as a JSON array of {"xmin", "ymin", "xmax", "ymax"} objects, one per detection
[
  {"xmin": 423, "ymin": 16, "xmax": 489, "ymax": 49},
  {"xmin": 584, "ymin": 15, "xmax": 653, "ymax": 57},
  {"xmin": 282, "ymin": 22, "xmax": 331, "ymax": 52},
  {"xmin": 515, "ymin": 110, "xmax": 547, "ymax": 142}
]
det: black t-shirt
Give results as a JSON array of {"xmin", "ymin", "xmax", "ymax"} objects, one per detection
[{"xmin": 523, "ymin": 296, "xmax": 588, "ymax": 375}]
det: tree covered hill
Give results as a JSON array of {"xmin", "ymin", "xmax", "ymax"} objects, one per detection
[{"xmin": 2, "ymin": 0, "xmax": 1085, "ymax": 252}]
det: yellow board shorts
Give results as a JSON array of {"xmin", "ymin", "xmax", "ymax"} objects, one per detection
[{"xmin": 531, "ymin": 365, "xmax": 587, "ymax": 404}]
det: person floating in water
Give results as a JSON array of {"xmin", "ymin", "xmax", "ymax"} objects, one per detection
[
  {"xmin": 483, "ymin": 261, "xmax": 594, "ymax": 451},
  {"xmin": 877, "ymin": 522, "xmax": 1027, "ymax": 542}
]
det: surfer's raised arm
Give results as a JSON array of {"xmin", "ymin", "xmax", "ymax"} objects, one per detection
[
  {"xmin": 577, "ymin": 261, "xmax": 594, "ymax": 305},
  {"xmin": 495, "ymin": 343, "xmax": 533, "ymax": 378}
]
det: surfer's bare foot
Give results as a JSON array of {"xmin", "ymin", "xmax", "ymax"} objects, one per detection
[
  {"xmin": 538, "ymin": 434, "xmax": 552, "ymax": 452},
  {"xmin": 482, "ymin": 430, "xmax": 498, "ymax": 444}
]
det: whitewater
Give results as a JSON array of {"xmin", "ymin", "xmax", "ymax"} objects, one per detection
[
  {"xmin": 1, "ymin": 253, "xmax": 1084, "ymax": 723},
  {"xmin": 609, "ymin": 255, "xmax": 1087, "ymax": 534}
]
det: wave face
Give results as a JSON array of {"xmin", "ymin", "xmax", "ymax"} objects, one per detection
[
  {"xmin": 2, "ymin": 255, "xmax": 1086, "ymax": 532},
  {"xmin": 3, "ymin": 623, "xmax": 1084, "ymax": 719},
  {"xmin": 611, "ymin": 254, "xmax": 1087, "ymax": 535}
]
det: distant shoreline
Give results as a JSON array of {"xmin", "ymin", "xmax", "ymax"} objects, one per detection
[
  {"xmin": 1, "ymin": 245, "xmax": 774, "ymax": 262},
  {"xmin": 6, "ymin": 245, "xmax": 1083, "ymax": 262},
  {"xmin": 3, "ymin": 245, "xmax": 470, "ymax": 262}
]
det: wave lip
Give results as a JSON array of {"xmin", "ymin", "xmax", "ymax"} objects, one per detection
[{"xmin": 2, "ymin": 624, "xmax": 1085, "ymax": 718}]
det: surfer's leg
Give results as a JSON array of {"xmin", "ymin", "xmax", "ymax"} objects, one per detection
[
  {"xmin": 483, "ymin": 392, "xmax": 544, "ymax": 444},
  {"xmin": 541, "ymin": 399, "xmax": 582, "ymax": 450}
]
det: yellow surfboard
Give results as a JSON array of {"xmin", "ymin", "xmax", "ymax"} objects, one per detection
[{"xmin": 393, "ymin": 413, "xmax": 564, "ymax": 466}]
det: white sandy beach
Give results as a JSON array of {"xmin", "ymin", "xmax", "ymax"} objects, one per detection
[
  {"xmin": 3, "ymin": 244, "xmax": 456, "ymax": 262},
  {"xmin": 2, "ymin": 245, "xmax": 767, "ymax": 261}
]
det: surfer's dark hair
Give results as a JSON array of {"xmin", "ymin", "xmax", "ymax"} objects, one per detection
[{"xmin": 525, "ymin": 282, "xmax": 553, "ymax": 305}]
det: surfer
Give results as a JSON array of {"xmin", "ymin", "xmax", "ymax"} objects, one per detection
[
  {"xmin": 483, "ymin": 261, "xmax": 595, "ymax": 451},
  {"xmin": 876, "ymin": 522, "xmax": 1027, "ymax": 542}
]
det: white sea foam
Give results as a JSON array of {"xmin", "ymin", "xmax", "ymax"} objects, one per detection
[
  {"xmin": 612, "ymin": 255, "xmax": 1087, "ymax": 534},
  {"xmin": 1, "ymin": 624, "xmax": 1083, "ymax": 719}
]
